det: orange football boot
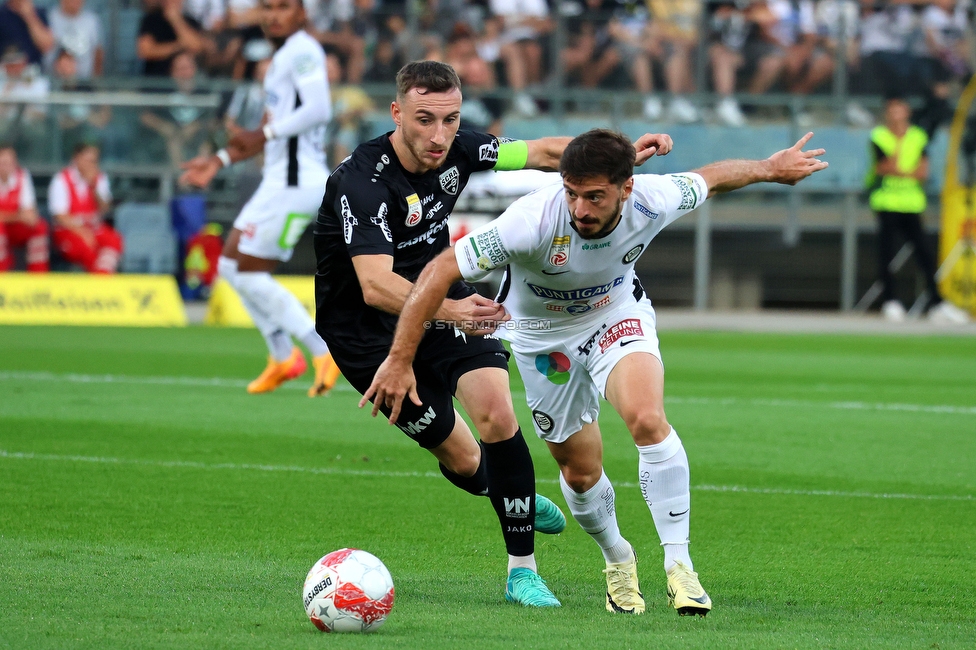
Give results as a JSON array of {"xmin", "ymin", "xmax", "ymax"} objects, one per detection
[
  {"xmin": 247, "ymin": 347, "xmax": 307, "ymax": 394},
  {"xmin": 308, "ymin": 353, "xmax": 342, "ymax": 397}
]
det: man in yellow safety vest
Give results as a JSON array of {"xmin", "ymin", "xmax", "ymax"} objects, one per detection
[{"xmin": 867, "ymin": 96, "xmax": 970, "ymax": 323}]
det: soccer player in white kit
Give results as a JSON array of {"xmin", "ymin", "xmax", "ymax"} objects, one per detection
[
  {"xmin": 363, "ymin": 129, "xmax": 828, "ymax": 615},
  {"xmin": 181, "ymin": 0, "xmax": 340, "ymax": 396}
]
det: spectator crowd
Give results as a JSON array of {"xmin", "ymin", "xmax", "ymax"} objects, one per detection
[
  {"xmin": 0, "ymin": 0, "xmax": 973, "ymax": 272},
  {"xmin": 1, "ymin": 1, "xmax": 972, "ymax": 122},
  {"xmin": 0, "ymin": 141, "xmax": 121, "ymax": 273}
]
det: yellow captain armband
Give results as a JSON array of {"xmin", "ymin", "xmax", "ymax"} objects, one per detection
[{"xmin": 493, "ymin": 139, "xmax": 529, "ymax": 171}]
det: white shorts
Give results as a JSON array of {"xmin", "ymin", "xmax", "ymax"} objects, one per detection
[
  {"xmin": 233, "ymin": 182, "xmax": 323, "ymax": 262},
  {"xmin": 511, "ymin": 300, "xmax": 663, "ymax": 444}
]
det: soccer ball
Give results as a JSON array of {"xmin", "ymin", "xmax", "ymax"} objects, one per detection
[{"xmin": 302, "ymin": 548, "xmax": 395, "ymax": 633}]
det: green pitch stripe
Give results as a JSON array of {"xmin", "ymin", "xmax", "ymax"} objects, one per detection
[
  {"xmin": 1, "ymin": 450, "xmax": 972, "ymax": 502},
  {"xmin": 2, "ymin": 371, "xmax": 974, "ymax": 416}
]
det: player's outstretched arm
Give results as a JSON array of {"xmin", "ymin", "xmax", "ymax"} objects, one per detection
[
  {"xmin": 179, "ymin": 124, "xmax": 274, "ymax": 188},
  {"xmin": 693, "ymin": 132, "xmax": 827, "ymax": 198},
  {"xmin": 521, "ymin": 133, "xmax": 672, "ymax": 171},
  {"xmin": 360, "ymin": 249, "xmax": 505, "ymax": 424},
  {"xmin": 524, "ymin": 137, "xmax": 572, "ymax": 171}
]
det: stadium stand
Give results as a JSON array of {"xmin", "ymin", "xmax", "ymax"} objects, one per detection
[
  {"xmin": 0, "ymin": 0, "xmax": 972, "ymax": 310},
  {"xmin": 114, "ymin": 201, "xmax": 178, "ymax": 274}
]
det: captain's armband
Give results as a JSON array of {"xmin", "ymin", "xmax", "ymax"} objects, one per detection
[{"xmin": 493, "ymin": 139, "xmax": 529, "ymax": 171}]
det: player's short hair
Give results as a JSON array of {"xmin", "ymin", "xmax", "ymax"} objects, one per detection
[
  {"xmin": 395, "ymin": 61, "xmax": 461, "ymax": 101},
  {"xmin": 559, "ymin": 129, "xmax": 635, "ymax": 186},
  {"xmin": 0, "ymin": 142, "xmax": 15, "ymax": 154}
]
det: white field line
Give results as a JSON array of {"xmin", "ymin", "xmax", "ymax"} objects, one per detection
[
  {"xmin": 0, "ymin": 449, "xmax": 972, "ymax": 502},
  {"xmin": 1, "ymin": 370, "xmax": 975, "ymax": 417}
]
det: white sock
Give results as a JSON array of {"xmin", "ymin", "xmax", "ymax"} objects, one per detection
[
  {"xmin": 508, "ymin": 554, "xmax": 537, "ymax": 573},
  {"xmin": 299, "ymin": 327, "xmax": 329, "ymax": 357},
  {"xmin": 218, "ymin": 257, "xmax": 292, "ymax": 361},
  {"xmin": 636, "ymin": 427, "xmax": 693, "ymax": 572},
  {"xmin": 234, "ymin": 270, "xmax": 318, "ymax": 347},
  {"xmin": 559, "ymin": 471, "xmax": 633, "ymax": 564}
]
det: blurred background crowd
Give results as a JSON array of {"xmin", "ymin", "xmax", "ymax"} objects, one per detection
[
  {"xmin": 2, "ymin": 0, "xmax": 975, "ymax": 315},
  {"xmin": 1, "ymin": 0, "xmax": 973, "ymax": 167}
]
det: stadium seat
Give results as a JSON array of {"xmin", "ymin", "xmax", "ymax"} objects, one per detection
[{"xmin": 115, "ymin": 202, "xmax": 178, "ymax": 274}]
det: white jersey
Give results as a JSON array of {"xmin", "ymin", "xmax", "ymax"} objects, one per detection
[
  {"xmin": 262, "ymin": 30, "xmax": 329, "ymax": 189},
  {"xmin": 455, "ymin": 172, "xmax": 708, "ymax": 333}
]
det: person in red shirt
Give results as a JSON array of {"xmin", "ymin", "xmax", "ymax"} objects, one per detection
[
  {"xmin": 0, "ymin": 144, "xmax": 48, "ymax": 272},
  {"xmin": 48, "ymin": 142, "xmax": 122, "ymax": 273}
]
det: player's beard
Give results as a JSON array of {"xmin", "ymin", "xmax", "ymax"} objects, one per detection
[
  {"xmin": 408, "ymin": 137, "xmax": 449, "ymax": 173},
  {"xmin": 573, "ymin": 197, "xmax": 623, "ymax": 240}
]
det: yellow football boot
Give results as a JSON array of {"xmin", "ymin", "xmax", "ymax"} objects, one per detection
[
  {"xmin": 666, "ymin": 561, "xmax": 711, "ymax": 617},
  {"xmin": 604, "ymin": 551, "xmax": 645, "ymax": 614}
]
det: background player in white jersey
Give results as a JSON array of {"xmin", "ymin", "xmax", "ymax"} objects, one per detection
[
  {"xmin": 363, "ymin": 128, "xmax": 828, "ymax": 616},
  {"xmin": 181, "ymin": 0, "xmax": 340, "ymax": 396}
]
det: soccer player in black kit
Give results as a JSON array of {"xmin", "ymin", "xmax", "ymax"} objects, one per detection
[{"xmin": 313, "ymin": 61, "xmax": 663, "ymax": 606}]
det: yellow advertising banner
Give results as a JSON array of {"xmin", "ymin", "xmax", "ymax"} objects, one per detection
[
  {"xmin": 937, "ymin": 187, "xmax": 976, "ymax": 314},
  {"xmin": 939, "ymin": 75, "xmax": 976, "ymax": 315},
  {"xmin": 205, "ymin": 276, "xmax": 315, "ymax": 327},
  {"xmin": 0, "ymin": 273, "xmax": 187, "ymax": 326}
]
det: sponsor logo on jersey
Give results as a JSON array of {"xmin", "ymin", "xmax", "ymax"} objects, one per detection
[
  {"xmin": 397, "ymin": 406, "xmax": 437, "ymax": 437},
  {"xmin": 421, "ymin": 194, "xmax": 435, "ymax": 205},
  {"xmin": 425, "ymin": 200, "xmax": 444, "ymax": 220},
  {"xmin": 566, "ymin": 303, "xmax": 593, "ymax": 315},
  {"xmin": 577, "ymin": 324, "xmax": 609, "ymax": 356},
  {"xmin": 527, "ymin": 276, "xmax": 624, "ymax": 301},
  {"xmin": 581, "ymin": 241, "xmax": 611, "ymax": 251},
  {"xmin": 397, "ymin": 219, "xmax": 448, "ymax": 249},
  {"xmin": 669, "ymin": 174, "xmax": 699, "ymax": 210},
  {"xmin": 371, "ymin": 202, "xmax": 392, "ymax": 242},
  {"xmin": 598, "ymin": 318, "xmax": 644, "ymax": 353},
  {"xmin": 591, "ymin": 294, "xmax": 611, "ymax": 310},
  {"xmin": 634, "ymin": 201, "xmax": 659, "ymax": 220},
  {"xmin": 623, "ymin": 244, "xmax": 644, "ymax": 264},
  {"xmin": 340, "ymin": 195, "xmax": 357, "ymax": 244},
  {"xmin": 439, "ymin": 166, "xmax": 460, "ymax": 195},
  {"xmin": 468, "ymin": 227, "xmax": 509, "ymax": 271},
  {"xmin": 293, "ymin": 53, "xmax": 317, "ymax": 77},
  {"xmin": 532, "ymin": 410, "xmax": 554, "ymax": 433},
  {"xmin": 548, "ymin": 235, "xmax": 571, "ymax": 267},
  {"xmin": 405, "ymin": 193, "xmax": 423, "ymax": 227},
  {"xmin": 535, "ymin": 352, "xmax": 571, "ymax": 385},
  {"xmin": 545, "ymin": 294, "xmax": 612, "ymax": 316},
  {"xmin": 479, "ymin": 140, "xmax": 499, "ymax": 163}
]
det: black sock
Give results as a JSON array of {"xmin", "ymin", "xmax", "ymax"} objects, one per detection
[
  {"xmin": 439, "ymin": 443, "xmax": 488, "ymax": 496},
  {"xmin": 482, "ymin": 429, "xmax": 535, "ymax": 557}
]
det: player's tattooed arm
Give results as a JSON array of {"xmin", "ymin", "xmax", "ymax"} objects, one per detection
[{"xmin": 693, "ymin": 132, "xmax": 827, "ymax": 198}]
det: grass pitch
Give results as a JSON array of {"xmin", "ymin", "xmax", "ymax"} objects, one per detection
[{"xmin": 1, "ymin": 325, "xmax": 974, "ymax": 649}]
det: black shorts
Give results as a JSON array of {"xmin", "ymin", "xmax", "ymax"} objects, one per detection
[{"xmin": 333, "ymin": 327, "xmax": 510, "ymax": 449}]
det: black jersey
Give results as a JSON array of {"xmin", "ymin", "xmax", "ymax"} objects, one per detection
[{"xmin": 313, "ymin": 129, "xmax": 500, "ymax": 366}]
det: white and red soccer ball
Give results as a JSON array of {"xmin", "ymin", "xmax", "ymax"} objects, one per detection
[{"xmin": 302, "ymin": 548, "xmax": 395, "ymax": 633}]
